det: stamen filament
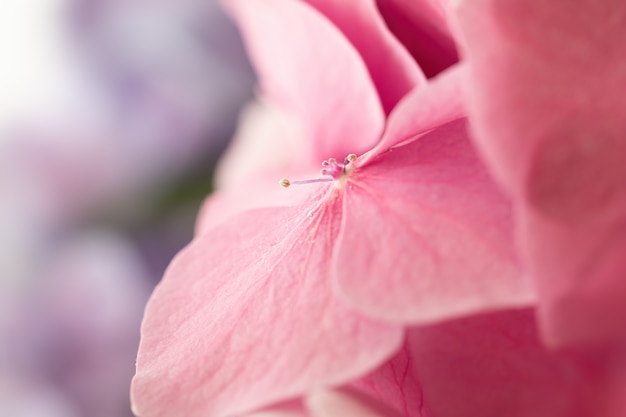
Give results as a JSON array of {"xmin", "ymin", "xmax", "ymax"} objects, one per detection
[{"xmin": 279, "ymin": 178, "xmax": 334, "ymax": 188}]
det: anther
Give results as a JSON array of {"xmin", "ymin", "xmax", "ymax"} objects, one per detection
[
  {"xmin": 279, "ymin": 179, "xmax": 291, "ymax": 188},
  {"xmin": 343, "ymin": 154, "xmax": 357, "ymax": 174}
]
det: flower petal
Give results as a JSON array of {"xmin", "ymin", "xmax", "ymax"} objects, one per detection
[
  {"xmin": 406, "ymin": 308, "xmax": 586, "ymax": 417},
  {"xmin": 303, "ymin": 0, "xmax": 425, "ymax": 114},
  {"xmin": 452, "ymin": 0, "xmax": 626, "ymax": 193},
  {"xmin": 132, "ymin": 204, "xmax": 403, "ymax": 417},
  {"xmin": 349, "ymin": 309, "xmax": 590, "ymax": 417},
  {"xmin": 214, "ymin": 100, "xmax": 308, "ymax": 190},
  {"xmin": 306, "ymin": 388, "xmax": 405, "ymax": 417},
  {"xmin": 376, "ymin": 0, "xmax": 458, "ymax": 77},
  {"xmin": 335, "ymin": 119, "xmax": 534, "ymax": 324},
  {"xmin": 453, "ymin": 0, "xmax": 626, "ymax": 348},
  {"xmin": 245, "ymin": 400, "xmax": 309, "ymax": 417},
  {"xmin": 366, "ymin": 63, "xmax": 466, "ymax": 160},
  {"xmin": 225, "ymin": 0, "xmax": 385, "ymax": 160},
  {"xmin": 197, "ymin": 100, "xmax": 323, "ymax": 235},
  {"xmin": 350, "ymin": 343, "xmax": 427, "ymax": 417},
  {"xmin": 522, "ymin": 209, "xmax": 626, "ymax": 348},
  {"xmin": 195, "ymin": 172, "xmax": 316, "ymax": 236}
]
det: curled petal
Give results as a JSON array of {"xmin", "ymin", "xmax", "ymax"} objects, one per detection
[
  {"xmin": 376, "ymin": 0, "xmax": 458, "ymax": 77},
  {"xmin": 366, "ymin": 63, "xmax": 467, "ymax": 161},
  {"xmin": 303, "ymin": 0, "xmax": 425, "ymax": 113}
]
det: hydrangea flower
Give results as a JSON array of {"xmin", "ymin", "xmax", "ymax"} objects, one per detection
[{"xmin": 131, "ymin": 1, "xmax": 536, "ymax": 416}]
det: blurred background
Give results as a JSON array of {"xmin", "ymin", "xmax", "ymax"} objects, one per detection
[{"xmin": 0, "ymin": 0, "xmax": 254, "ymax": 415}]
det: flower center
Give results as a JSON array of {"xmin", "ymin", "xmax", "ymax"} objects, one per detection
[{"xmin": 279, "ymin": 154, "xmax": 357, "ymax": 188}]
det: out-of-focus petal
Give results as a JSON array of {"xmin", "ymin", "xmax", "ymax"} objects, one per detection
[
  {"xmin": 453, "ymin": 0, "xmax": 626, "ymax": 348},
  {"xmin": 196, "ymin": 101, "xmax": 327, "ymax": 234},
  {"xmin": 245, "ymin": 400, "xmax": 309, "ymax": 417},
  {"xmin": 225, "ymin": 0, "xmax": 385, "ymax": 161},
  {"xmin": 376, "ymin": 0, "xmax": 458, "ymax": 77},
  {"xmin": 132, "ymin": 206, "xmax": 403, "ymax": 417},
  {"xmin": 335, "ymin": 120, "xmax": 533, "ymax": 324},
  {"xmin": 303, "ymin": 0, "xmax": 425, "ymax": 114},
  {"xmin": 306, "ymin": 388, "xmax": 405, "ymax": 417},
  {"xmin": 565, "ymin": 348, "xmax": 626, "ymax": 417},
  {"xmin": 214, "ymin": 100, "xmax": 307, "ymax": 190},
  {"xmin": 407, "ymin": 308, "xmax": 586, "ymax": 417},
  {"xmin": 196, "ymin": 99, "xmax": 319, "ymax": 235},
  {"xmin": 350, "ymin": 343, "xmax": 429, "ymax": 417},
  {"xmin": 194, "ymin": 171, "xmax": 315, "ymax": 236},
  {"xmin": 521, "ymin": 210, "xmax": 626, "ymax": 348}
]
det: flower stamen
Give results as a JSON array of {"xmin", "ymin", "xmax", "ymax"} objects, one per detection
[{"xmin": 279, "ymin": 154, "xmax": 357, "ymax": 188}]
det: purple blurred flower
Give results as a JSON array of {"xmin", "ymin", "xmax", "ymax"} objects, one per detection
[
  {"xmin": 0, "ymin": 0, "xmax": 252, "ymax": 416},
  {"xmin": 2, "ymin": 230, "xmax": 151, "ymax": 417}
]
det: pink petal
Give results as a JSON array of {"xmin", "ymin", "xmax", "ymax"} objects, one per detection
[
  {"xmin": 198, "ymin": 100, "xmax": 322, "ymax": 235},
  {"xmin": 132, "ymin": 205, "xmax": 403, "ymax": 417},
  {"xmin": 335, "ymin": 119, "xmax": 534, "ymax": 324},
  {"xmin": 366, "ymin": 64, "xmax": 466, "ymax": 161},
  {"xmin": 195, "ymin": 171, "xmax": 317, "ymax": 235},
  {"xmin": 451, "ymin": 0, "xmax": 626, "ymax": 192},
  {"xmin": 306, "ymin": 388, "xmax": 405, "ymax": 417},
  {"xmin": 350, "ymin": 343, "xmax": 429, "ymax": 417},
  {"xmin": 406, "ymin": 308, "xmax": 586, "ymax": 417},
  {"xmin": 453, "ymin": 0, "xmax": 626, "ymax": 348},
  {"xmin": 376, "ymin": 0, "xmax": 458, "ymax": 77},
  {"xmin": 214, "ymin": 100, "xmax": 310, "ymax": 190},
  {"xmin": 195, "ymin": 100, "xmax": 333, "ymax": 235},
  {"xmin": 303, "ymin": 0, "xmax": 425, "ymax": 114},
  {"xmin": 194, "ymin": 174, "xmax": 287, "ymax": 235},
  {"xmin": 244, "ymin": 400, "xmax": 309, "ymax": 417},
  {"xmin": 522, "ymin": 209, "xmax": 626, "ymax": 348},
  {"xmin": 566, "ymin": 349, "xmax": 626, "ymax": 417},
  {"xmin": 225, "ymin": 0, "xmax": 385, "ymax": 161},
  {"xmin": 246, "ymin": 410, "xmax": 307, "ymax": 417},
  {"xmin": 348, "ymin": 309, "xmax": 591, "ymax": 417}
]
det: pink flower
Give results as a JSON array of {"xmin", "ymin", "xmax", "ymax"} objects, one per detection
[
  {"xmin": 197, "ymin": 0, "xmax": 459, "ymax": 231},
  {"xmin": 131, "ymin": 1, "xmax": 536, "ymax": 416}
]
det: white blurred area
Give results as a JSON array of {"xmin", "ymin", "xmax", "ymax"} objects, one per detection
[
  {"xmin": 0, "ymin": 1, "xmax": 76, "ymax": 128},
  {"xmin": 0, "ymin": 1, "xmax": 253, "ymax": 416}
]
